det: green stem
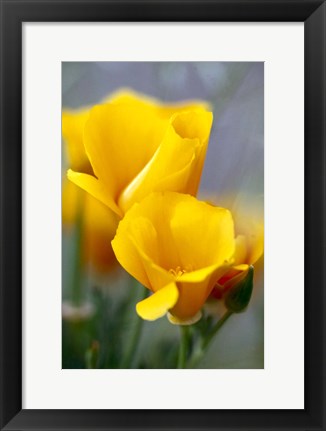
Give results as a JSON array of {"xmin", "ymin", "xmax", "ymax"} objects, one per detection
[
  {"xmin": 203, "ymin": 310, "xmax": 233, "ymax": 349},
  {"xmin": 188, "ymin": 310, "xmax": 233, "ymax": 368},
  {"xmin": 121, "ymin": 283, "xmax": 148, "ymax": 369},
  {"xmin": 71, "ymin": 194, "xmax": 84, "ymax": 305},
  {"xmin": 177, "ymin": 325, "xmax": 190, "ymax": 369}
]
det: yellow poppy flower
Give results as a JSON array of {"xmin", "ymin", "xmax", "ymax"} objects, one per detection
[
  {"xmin": 111, "ymin": 192, "xmax": 236, "ymax": 324},
  {"xmin": 66, "ymin": 90, "xmax": 213, "ymax": 217}
]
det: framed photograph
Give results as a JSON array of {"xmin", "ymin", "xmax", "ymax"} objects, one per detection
[{"xmin": 1, "ymin": 1, "xmax": 325, "ymax": 430}]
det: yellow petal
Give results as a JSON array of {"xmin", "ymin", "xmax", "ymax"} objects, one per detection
[
  {"xmin": 171, "ymin": 111, "xmax": 213, "ymax": 196},
  {"xmin": 171, "ymin": 262, "xmax": 232, "ymax": 319},
  {"xmin": 233, "ymin": 235, "xmax": 247, "ymax": 265},
  {"xmin": 82, "ymin": 192, "xmax": 119, "ymax": 272},
  {"xmin": 169, "ymin": 198, "xmax": 235, "ymax": 270},
  {"xmin": 112, "ymin": 216, "xmax": 173, "ymax": 290},
  {"xmin": 67, "ymin": 169, "xmax": 122, "ymax": 217},
  {"xmin": 62, "ymin": 91, "xmax": 142, "ymax": 173},
  {"xmin": 62, "ymin": 109, "xmax": 92, "ymax": 172},
  {"xmin": 117, "ymin": 127, "xmax": 195, "ymax": 211},
  {"xmin": 136, "ymin": 282, "xmax": 179, "ymax": 321},
  {"xmin": 83, "ymin": 103, "xmax": 169, "ymax": 204},
  {"xmin": 247, "ymin": 222, "xmax": 264, "ymax": 264},
  {"xmin": 233, "ymin": 215, "xmax": 264, "ymax": 266},
  {"xmin": 118, "ymin": 110, "xmax": 212, "ymax": 213},
  {"xmin": 207, "ymin": 194, "xmax": 264, "ymax": 267},
  {"xmin": 111, "ymin": 231, "xmax": 152, "ymax": 289},
  {"xmin": 112, "ymin": 196, "xmax": 179, "ymax": 285}
]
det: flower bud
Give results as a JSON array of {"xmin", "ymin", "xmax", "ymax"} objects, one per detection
[{"xmin": 224, "ymin": 265, "xmax": 254, "ymax": 313}]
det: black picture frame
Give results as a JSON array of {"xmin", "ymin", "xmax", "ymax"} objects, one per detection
[{"xmin": 1, "ymin": 1, "xmax": 325, "ymax": 430}]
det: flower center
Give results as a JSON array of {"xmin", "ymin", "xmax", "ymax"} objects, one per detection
[{"xmin": 169, "ymin": 264, "xmax": 193, "ymax": 279}]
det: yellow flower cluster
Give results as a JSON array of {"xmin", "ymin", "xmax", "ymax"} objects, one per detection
[{"xmin": 62, "ymin": 90, "xmax": 263, "ymax": 325}]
